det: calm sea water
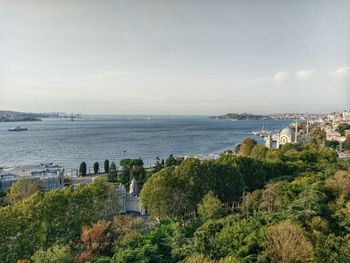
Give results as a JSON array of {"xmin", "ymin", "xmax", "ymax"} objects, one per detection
[{"xmin": 0, "ymin": 116, "xmax": 291, "ymax": 170}]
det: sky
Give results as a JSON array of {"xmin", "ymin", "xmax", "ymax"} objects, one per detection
[{"xmin": 0, "ymin": 0, "xmax": 349, "ymax": 115}]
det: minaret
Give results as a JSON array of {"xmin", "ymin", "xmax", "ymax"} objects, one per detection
[
  {"xmin": 294, "ymin": 114, "xmax": 298, "ymax": 144},
  {"xmin": 306, "ymin": 113, "xmax": 309, "ymax": 142}
]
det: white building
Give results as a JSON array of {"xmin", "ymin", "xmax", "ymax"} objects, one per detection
[
  {"xmin": 343, "ymin": 110, "xmax": 350, "ymax": 122},
  {"xmin": 0, "ymin": 163, "xmax": 64, "ymax": 191},
  {"xmin": 116, "ymin": 178, "xmax": 145, "ymax": 215},
  {"xmin": 277, "ymin": 127, "xmax": 295, "ymax": 148},
  {"xmin": 264, "ymin": 126, "xmax": 297, "ymax": 149}
]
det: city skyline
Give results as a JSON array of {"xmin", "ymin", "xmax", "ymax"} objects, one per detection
[{"xmin": 1, "ymin": 0, "xmax": 349, "ymax": 115}]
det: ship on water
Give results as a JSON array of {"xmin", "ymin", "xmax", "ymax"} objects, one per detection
[{"xmin": 8, "ymin": 126, "xmax": 28, "ymax": 132}]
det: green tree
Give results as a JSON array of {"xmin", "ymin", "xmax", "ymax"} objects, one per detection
[
  {"xmin": 325, "ymin": 140, "xmax": 340, "ymax": 150},
  {"xmin": 140, "ymin": 168, "xmax": 180, "ymax": 221},
  {"xmin": 234, "ymin": 156, "xmax": 267, "ymax": 192},
  {"xmin": 94, "ymin": 162, "xmax": 100, "ymax": 174},
  {"xmin": 197, "ymin": 192, "xmax": 223, "ymax": 222},
  {"xmin": 7, "ymin": 178, "xmax": 42, "ymax": 204},
  {"xmin": 153, "ymin": 156, "xmax": 163, "ymax": 172},
  {"xmin": 336, "ymin": 123, "xmax": 350, "ymax": 136},
  {"xmin": 193, "ymin": 212, "xmax": 270, "ymax": 261},
  {"xmin": 31, "ymin": 244, "xmax": 73, "ymax": 263},
  {"xmin": 108, "ymin": 162, "xmax": 117, "ymax": 182},
  {"xmin": 250, "ymin": 144, "xmax": 268, "ymax": 160},
  {"xmin": 104, "ymin": 160, "xmax": 109, "ymax": 174},
  {"xmin": 326, "ymin": 170, "xmax": 350, "ymax": 198},
  {"xmin": 79, "ymin": 162, "xmax": 87, "ymax": 176},
  {"xmin": 238, "ymin": 138, "xmax": 257, "ymax": 156},
  {"xmin": 185, "ymin": 254, "xmax": 214, "ymax": 263},
  {"xmin": 120, "ymin": 158, "xmax": 145, "ymax": 185},
  {"xmin": 165, "ymin": 154, "xmax": 177, "ymax": 167},
  {"xmin": 0, "ymin": 179, "xmax": 118, "ymax": 262}
]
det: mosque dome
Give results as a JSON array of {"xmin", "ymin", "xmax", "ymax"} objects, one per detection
[{"xmin": 280, "ymin": 127, "xmax": 294, "ymax": 137}]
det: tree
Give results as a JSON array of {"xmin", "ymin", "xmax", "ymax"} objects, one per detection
[
  {"xmin": 7, "ymin": 178, "xmax": 42, "ymax": 204},
  {"xmin": 154, "ymin": 156, "xmax": 162, "ymax": 172},
  {"xmin": 31, "ymin": 244, "xmax": 73, "ymax": 263},
  {"xmin": 250, "ymin": 144, "xmax": 268, "ymax": 160},
  {"xmin": 119, "ymin": 158, "xmax": 145, "ymax": 185},
  {"xmin": 79, "ymin": 162, "xmax": 87, "ymax": 176},
  {"xmin": 310, "ymin": 127, "xmax": 326, "ymax": 143},
  {"xmin": 165, "ymin": 154, "xmax": 177, "ymax": 167},
  {"xmin": 140, "ymin": 168, "xmax": 180, "ymax": 221},
  {"xmin": 325, "ymin": 140, "xmax": 340, "ymax": 150},
  {"xmin": 259, "ymin": 181, "xmax": 286, "ymax": 214},
  {"xmin": 197, "ymin": 192, "xmax": 223, "ymax": 222},
  {"xmin": 0, "ymin": 179, "xmax": 118, "ymax": 262},
  {"xmin": 234, "ymin": 156, "xmax": 267, "ymax": 192},
  {"xmin": 108, "ymin": 162, "xmax": 117, "ymax": 182},
  {"xmin": 76, "ymin": 220, "xmax": 112, "ymax": 260},
  {"xmin": 326, "ymin": 170, "xmax": 350, "ymax": 198},
  {"xmin": 266, "ymin": 220, "xmax": 313, "ymax": 263},
  {"xmin": 235, "ymin": 144, "xmax": 241, "ymax": 154},
  {"xmin": 93, "ymin": 162, "xmax": 100, "ymax": 174},
  {"xmin": 104, "ymin": 160, "xmax": 109, "ymax": 174},
  {"xmin": 193, "ymin": 212, "xmax": 269, "ymax": 261},
  {"xmin": 336, "ymin": 123, "xmax": 350, "ymax": 136},
  {"xmin": 238, "ymin": 138, "xmax": 257, "ymax": 156},
  {"xmin": 185, "ymin": 254, "xmax": 214, "ymax": 263}
]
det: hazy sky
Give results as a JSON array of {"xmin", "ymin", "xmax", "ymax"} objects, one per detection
[{"xmin": 0, "ymin": 0, "xmax": 349, "ymax": 114}]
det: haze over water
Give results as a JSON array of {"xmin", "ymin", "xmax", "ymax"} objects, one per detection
[{"xmin": 0, "ymin": 116, "xmax": 291, "ymax": 170}]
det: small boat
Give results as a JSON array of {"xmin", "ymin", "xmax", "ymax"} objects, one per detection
[{"xmin": 8, "ymin": 126, "xmax": 28, "ymax": 132}]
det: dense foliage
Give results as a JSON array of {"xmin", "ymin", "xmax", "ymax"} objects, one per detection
[
  {"xmin": 0, "ymin": 179, "xmax": 118, "ymax": 262},
  {"xmin": 1, "ymin": 141, "xmax": 349, "ymax": 262}
]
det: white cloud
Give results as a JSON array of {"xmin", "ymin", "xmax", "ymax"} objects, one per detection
[
  {"xmin": 273, "ymin": 71, "xmax": 289, "ymax": 85},
  {"xmin": 331, "ymin": 67, "xmax": 350, "ymax": 78},
  {"xmin": 295, "ymin": 69, "xmax": 316, "ymax": 80}
]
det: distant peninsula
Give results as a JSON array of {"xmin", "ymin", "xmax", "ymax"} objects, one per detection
[
  {"xmin": 0, "ymin": 111, "xmax": 59, "ymax": 122},
  {"xmin": 209, "ymin": 113, "xmax": 270, "ymax": 120}
]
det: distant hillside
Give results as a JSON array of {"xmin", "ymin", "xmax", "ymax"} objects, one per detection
[
  {"xmin": 209, "ymin": 112, "xmax": 270, "ymax": 120},
  {"xmin": 0, "ymin": 111, "xmax": 58, "ymax": 122}
]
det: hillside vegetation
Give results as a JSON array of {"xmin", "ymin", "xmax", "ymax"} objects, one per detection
[{"xmin": 0, "ymin": 141, "xmax": 349, "ymax": 262}]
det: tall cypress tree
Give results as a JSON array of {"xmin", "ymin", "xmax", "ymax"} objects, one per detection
[{"xmin": 104, "ymin": 159, "xmax": 109, "ymax": 174}]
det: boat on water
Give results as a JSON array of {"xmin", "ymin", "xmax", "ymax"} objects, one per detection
[{"xmin": 8, "ymin": 126, "xmax": 28, "ymax": 132}]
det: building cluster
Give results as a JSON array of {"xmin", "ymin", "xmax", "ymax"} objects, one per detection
[
  {"xmin": 0, "ymin": 163, "xmax": 65, "ymax": 191},
  {"xmin": 320, "ymin": 110, "xmax": 350, "ymax": 143},
  {"xmin": 263, "ymin": 109, "xmax": 350, "ymax": 149}
]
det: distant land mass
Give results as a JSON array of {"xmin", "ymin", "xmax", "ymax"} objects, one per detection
[
  {"xmin": 209, "ymin": 113, "xmax": 270, "ymax": 120},
  {"xmin": 0, "ymin": 111, "xmax": 59, "ymax": 122},
  {"xmin": 209, "ymin": 112, "xmax": 323, "ymax": 120}
]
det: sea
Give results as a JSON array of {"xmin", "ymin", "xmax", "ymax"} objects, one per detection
[{"xmin": 0, "ymin": 116, "xmax": 291, "ymax": 171}]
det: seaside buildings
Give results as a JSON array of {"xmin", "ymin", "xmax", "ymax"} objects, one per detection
[
  {"xmin": 0, "ymin": 163, "xmax": 64, "ymax": 191},
  {"xmin": 320, "ymin": 109, "xmax": 350, "ymax": 143}
]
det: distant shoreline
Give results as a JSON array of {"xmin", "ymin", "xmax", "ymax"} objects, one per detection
[{"xmin": 0, "ymin": 118, "xmax": 42, "ymax": 122}]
